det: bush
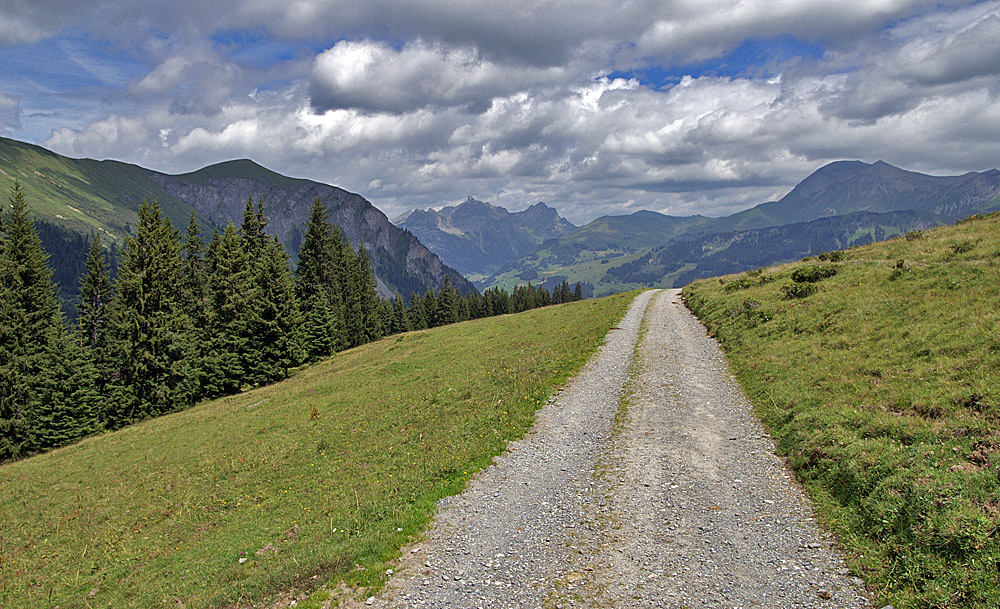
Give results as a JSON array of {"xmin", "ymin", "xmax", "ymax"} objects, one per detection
[
  {"xmin": 950, "ymin": 241, "xmax": 975, "ymax": 254},
  {"xmin": 817, "ymin": 250, "xmax": 844, "ymax": 261},
  {"xmin": 725, "ymin": 298, "xmax": 772, "ymax": 328},
  {"xmin": 724, "ymin": 277, "xmax": 754, "ymax": 292},
  {"xmin": 780, "ymin": 282, "xmax": 818, "ymax": 299},
  {"xmin": 905, "ymin": 231, "xmax": 923, "ymax": 241},
  {"xmin": 888, "ymin": 259, "xmax": 906, "ymax": 281},
  {"xmin": 791, "ymin": 265, "xmax": 838, "ymax": 284}
]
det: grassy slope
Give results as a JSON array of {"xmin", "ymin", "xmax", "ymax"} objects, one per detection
[
  {"xmin": 0, "ymin": 137, "xmax": 208, "ymax": 241},
  {"xmin": 0, "ymin": 292, "xmax": 635, "ymax": 609},
  {"xmin": 682, "ymin": 213, "xmax": 1000, "ymax": 609}
]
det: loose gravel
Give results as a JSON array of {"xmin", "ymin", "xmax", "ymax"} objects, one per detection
[{"xmin": 363, "ymin": 289, "xmax": 872, "ymax": 609}]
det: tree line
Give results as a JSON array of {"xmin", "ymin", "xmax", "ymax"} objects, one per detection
[{"xmin": 0, "ymin": 183, "xmax": 583, "ymax": 462}]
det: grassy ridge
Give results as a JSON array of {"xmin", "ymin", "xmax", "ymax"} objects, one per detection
[
  {"xmin": 0, "ymin": 137, "xmax": 208, "ymax": 241},
  {"xmin": 0, "ymin": 292, "xmax": 636, "ymax": 609},
  {"xmin": 682, "ymin": 213, "xmax": 1000, "ymax": 608}
]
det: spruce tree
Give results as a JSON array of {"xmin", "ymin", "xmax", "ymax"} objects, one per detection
[
  {"xmin": 422, "ymin": 290, "xmax": 439, "ymax": 328},
  {"xmin": 355, "ymin": 243, "xmax": 383, "ymax": 343},
  {"xmin": 434, "ymin": 275, "xmax": 459, "ymax": 327},
  {"xmin": 30, "ymin": 334, "xmax": 100, "ymax": 449},
  {"xmin": 0, "ymin": 272, "xmax": 28, "ymax": 459},
  {"xmin": 106, "ymin": 201, "xmax": 197, "ymax": 427},
  {"xmin": 179, "ymin": 214, "xmax": 210, "ymax": 394},
  {"xmin": 0, "ymin": 182, "xmax": 97, "ymax": 457},
  {"xmin": 77, "ymin": 236, "xmax": 113, "ymax": 351},
  {"xmin": 408, "ymin": 291, "xmax": 427, "ymax": 330},
  {"xmin": 340, "ymin": 235, "xmax": 366, "ymax": 348},
  {"xmin": 76, "ymin": 235, "xmax": 114, "ymax": 413},
  {"xmin": 249, "ymin": 237, "xmax": 303, "ymax": 384},
  {"xmin": 296, "ymin": 199, "xmax": 350, "ymax": 359},
  {"xmin": 391, "ymin": 294, "xmax": 411, "ymax": 334},
  {"xmin": 204, "ymin": 221, "xmax": 253, "ymax": 397}
]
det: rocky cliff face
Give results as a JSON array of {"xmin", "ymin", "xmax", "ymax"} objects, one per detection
[
  {"xmin": 150, "ymin": 160, "xmax": 474, "ymax": 298},
  {"xmin": 396, "ymin": 197, "xmax": 576, "ymax": 275}
]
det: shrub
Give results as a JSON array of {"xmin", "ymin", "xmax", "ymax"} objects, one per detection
[
  {"xmin": 888, "ymin": 259, "xmax": 909, "ymax": 281},
  {"xmin": 724, "ymin": 277, "xmax": 754, "ymax": 292},
  {"xmin": 791, "ymin": 265, "xmax": 837, "ymax": 284},
  {"xmin": 780, "ymin": 282, "xmax": 817, "ymax": 299},
  {"xmin": 725, "ymin": 298, "xmax": 772, "ymax": 328},
  {"xmin": 905, "ymin": 231, "xmax": 923, "ymax": 241},
  {"xmin": 817, "ymin": 250, "xmax": 844, "ymax": 261},
  {"xmin": 950, "ymin": 241, "xmax": 975, "ymax": 254}
]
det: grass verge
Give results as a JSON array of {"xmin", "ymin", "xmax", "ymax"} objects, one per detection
[
  {"xmin": 0, "ymin": 292, "xmax": 636, "ymax": 609},
  {"xmin": 682, "ymin": 213, "xmax": 1000, "ymax": 609}
]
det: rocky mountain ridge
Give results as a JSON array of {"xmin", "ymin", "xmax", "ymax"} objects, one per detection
[
  {"xmin": 483, "ymin": 159, "xmax": 1000, "ymax": 294},
  {"xmin": 0, "ymin": 138, "xmax": 473, "ymax": 299},
  {"xmin": 395, "ymin": 197, "xmax": 576, "ymax": 276}
]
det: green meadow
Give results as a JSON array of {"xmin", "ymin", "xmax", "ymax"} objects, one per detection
[
  {"xmin": 683, "ymin": 213, "xmax": 1000, "ymax": 608},
  {"xmin": 0, "ymin": 292, "xmax": 635, "ymax": 608}
]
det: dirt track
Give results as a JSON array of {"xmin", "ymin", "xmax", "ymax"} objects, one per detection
[{"xmin": 366, "ymin": 289, "xmax": 871, "ymax": 608}]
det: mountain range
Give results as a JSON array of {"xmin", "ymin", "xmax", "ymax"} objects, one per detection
[
  {"xmin": 395, "ymin": 197, "xmax": 576, "ymax": 278},
  {"xmin": 0, "ymin": 137, "xmax": 473, "ymax": 303},
  {"xmin": 473, "ymin": 160, "xmax": 1000, "ymax": 296}
]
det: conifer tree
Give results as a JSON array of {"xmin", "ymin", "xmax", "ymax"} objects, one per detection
[
  {"xmin": 434, "ymin": 275, "xmax": 459, "ymax": 326},
  {"xmin": 340, "ymin": 235, "xmax": 366, "ymax": 348},
  {"xmin": 376, "ymin": 297, "xmax": 393, "ymax": 338},
  {"xmin": 76, "ymin": 236, "xmax": 114, "ymax": 410},
  {"xmin": 296, "ymin": 199, "xmax": 346, "ymax": 359},
  {"xmin": 249, "ymin": 237, "xmax": 303, "ymax": 384},
  {"xmin": 179, "ymin": 214, "xmax": 210, "ymax": 393},
  {"xmin": 77, "ymin": 237, "xmax": 113, "ymax": 351},
  {"xmin": 301, "ymin": 290, "xmax": 337, "ymax": 357},
  {"xmin": 355, "ymin": 243, "xmax": 383, "ymax": 343},
  {"xmin": 180, "ymin": 214, "xmax": 210, "ymax": 323},
  {"xmin": 30, "ymin": 334, "xmax": 100, "ymax": 449},
  {"xmin": 391, "ymin": 294, "xmax": 411, "ymax": 334},
  {"xmin": 106, "ymin": 201, "xmax": 197, "ymax": 427},
  {"xmin": 408, "ymin": 291, "xmax": 427, "ymax": 330},
  {"xmin": 423, "ymin": 290, "xmax": 439, "ymax": 327},
  {"xmin": 574, "ymin": 282, "xmax": 583, "ymax": 301},
  {"xmin": 203, "ymin": 221, "xmax": 253, "ymax": 397},
  {"xmin": 0, "ymin": 182, "xmax": 97, "ymax": 457}
]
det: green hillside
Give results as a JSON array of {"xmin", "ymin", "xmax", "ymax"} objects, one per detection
[
  {"xmin": 0, "ymin": 137, "xmax": 209, "ymax": 242},
  {"xmin": 0, "ymin": 292, "xmax": 635, "ymax": 609},
  {"xmin": 486, "ymin": 209, "xmax": 949, "ymax": 297},
  {"xmin": 482, "ymin": 160, "xmax": 1000, "ymax": 296},
  {"xmin": 683, "ymin": 212, "xmax": 1000, "ymax": 608}
]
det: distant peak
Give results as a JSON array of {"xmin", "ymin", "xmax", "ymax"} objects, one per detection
[{"xmin": 203, "ymin": 158, "xmax": 266, "ymax": 171}]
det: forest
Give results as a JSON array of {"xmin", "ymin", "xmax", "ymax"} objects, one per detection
[{"xmin": 0, "ymin": 182, "xmax": 582, "ymax": 463}]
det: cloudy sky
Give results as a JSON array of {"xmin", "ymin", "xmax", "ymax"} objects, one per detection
[{"xmin": 1, "ymin": 1, "xmax": 999, "ymax": 224}]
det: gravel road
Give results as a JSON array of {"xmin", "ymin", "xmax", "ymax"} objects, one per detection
[{"xmin": 365, "ymin": 289, "xmax": 872, "ymax": 609}]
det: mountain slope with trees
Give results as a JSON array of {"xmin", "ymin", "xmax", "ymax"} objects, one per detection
[
  {"xmin": 0, "ymin": 137, "xmax": 472, "ymax": 308},
  {"xmin": 0, "ymin": 182, "xmax": 582, "ymax": 463}
]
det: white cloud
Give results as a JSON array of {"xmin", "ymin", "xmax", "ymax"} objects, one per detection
[
  {"xmin": 13, "ymin": 0, "xmax": 998, "ymax": 226},
  {"xmin": 309, "ymin": 40, "xmax": 567, "ymax": 114}
]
